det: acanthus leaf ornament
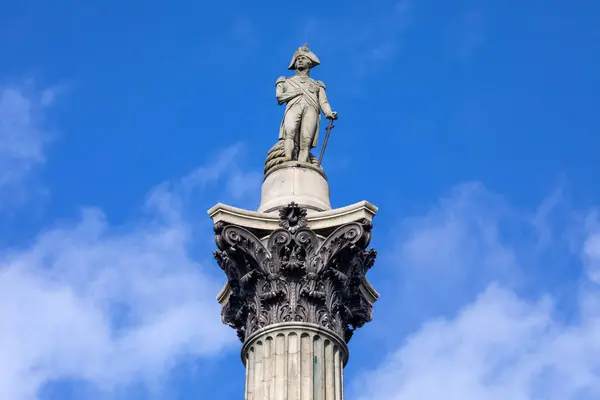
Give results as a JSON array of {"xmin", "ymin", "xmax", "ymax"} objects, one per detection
[{"xmin": 213, "ymin": 202, "xmax": 377, "ymax": 342}]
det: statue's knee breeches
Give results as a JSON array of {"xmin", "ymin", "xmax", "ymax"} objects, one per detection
[
  {"xmin": 283, "ymin": 106, "xmax": 303, "ymax": 140},
  {"xmin": 299, "ymin": 108, "xmax": 319, "ymax": 149}
]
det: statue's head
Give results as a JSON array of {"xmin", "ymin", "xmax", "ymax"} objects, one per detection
[
  {"xmin": 288, "ymin": 44, "xmax": 321, "ymax": 70},
  {"xmin": 295, "ymin": 55, "xmax": 312, "ymax": 70}
]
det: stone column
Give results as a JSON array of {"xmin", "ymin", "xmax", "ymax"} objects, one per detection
[
  {"xmin": 242, "ymin": 323, "xmax": 347, "ymax": 400},
  {"xmin": 210, "ymin": 201, "xmax": 378, "ymax": 399}
]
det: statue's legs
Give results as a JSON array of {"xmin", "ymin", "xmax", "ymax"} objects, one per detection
[
  {"xmin": 283, "ymin": 104, "xmax": 303, "ymax": 161},
  {"xmin": 298, "ymin": 107, "xmax": 319, "ymax": 163}
]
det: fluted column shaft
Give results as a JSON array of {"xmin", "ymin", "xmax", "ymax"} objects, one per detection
[{"xmin": 242, "ymin": 323, "xmax": 347, "ymax": 400}]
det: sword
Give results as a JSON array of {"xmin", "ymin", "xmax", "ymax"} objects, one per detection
[{"xmin": 318, "ymin": 117, "xmax": 335, "ymax": 166}]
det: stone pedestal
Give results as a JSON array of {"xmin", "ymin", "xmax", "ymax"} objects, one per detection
[
  {"xmin": 209, "ymin": 201, "xmax": 378, "ymax": 399},
  {"xmin": 259, "ymin": 162, "xmax": 331, "ymax": 213},
  {"xmin": 242, "ymin": 323, "xmax": 347, "ymax": 400}
]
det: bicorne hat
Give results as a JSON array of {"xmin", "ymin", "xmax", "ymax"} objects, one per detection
[{"xmin": 288, "ymin": 44, "xmax": 321, "ymax": 70}]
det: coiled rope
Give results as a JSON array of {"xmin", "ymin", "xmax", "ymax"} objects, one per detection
[{"xmin": 264, "ymin": 140, "xmax": 320, "ymax": 174}]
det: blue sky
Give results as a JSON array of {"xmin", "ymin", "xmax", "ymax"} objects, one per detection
[{"xmin": 1, "ymin": 0, "xmax": 600, "ymax": 399}]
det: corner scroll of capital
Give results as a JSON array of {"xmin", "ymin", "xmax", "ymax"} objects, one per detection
[{"xmin": 213, "ymin": 202, "xmax": 377, "ymax": 343}]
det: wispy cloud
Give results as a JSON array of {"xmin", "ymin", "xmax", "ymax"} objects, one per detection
[
  {"xmin": 0, "ymin": 144, "xmax": 255, "ymax": 399},
  {"xmin": 351, "ymin": 183, "xmax": 600, "ymax": 399},
  {"xmin": 174, "ymin": 142, "xmax": 262, "ymax": 209},
  {"xmin": 377, "ymin": 183, "xmax": 520, "ymax": 331},
  {"xmin": 297, "ymin": 0, "xmax": 413, "ymax": 82},
  {"xmin": 354, "ymin": 282, "xmax": 600, "ymax": 399},
  {"xmin": 0, "ymin": 83, "xmax": 57, "ymax": 206},
  {"xmin": 584, "ymin": 210, "xmax": 600, "ymax": 284}
]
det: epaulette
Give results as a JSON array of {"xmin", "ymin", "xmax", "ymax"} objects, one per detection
[
  {"xmin": 276, "ymin": 76, "xmax": 286, "ymax": 85},
  {"xmin": 316, "ymin": 80, "xmax": 326, "ymax": 90}
]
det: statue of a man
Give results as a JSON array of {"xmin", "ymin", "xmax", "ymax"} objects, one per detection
[{"xmin": 276, "ymin": 44, "xmax": 338, "ymax": 163}]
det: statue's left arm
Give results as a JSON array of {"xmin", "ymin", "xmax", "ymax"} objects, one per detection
[{"xmin": 317, "ymin": 81, "xmax": 337, "ymax": 119}]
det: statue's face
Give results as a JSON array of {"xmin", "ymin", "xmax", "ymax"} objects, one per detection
[{"xmin": 295, "ymin": 55, "xmax": 311, "ymax": 70}]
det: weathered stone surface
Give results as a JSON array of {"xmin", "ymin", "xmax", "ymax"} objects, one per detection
[
  {"xmin": 264, "ymin": 139, "xmax": 321, "ymax": 175},
  {"xmin": 212, "ymin": 202, "xmax": 378, "ymax": 344},
  {"xmin": 208, "ymin": 200, "xmax": 377, "ymax": 232},
  {"xmin": 242, "ymin": 323, "xmax": 347, "ymax": 400},
  {"xmin": 267, "ymin": 44, "xmax": 338, "ymax": 172},
  {"xmin": 259, "ymin": 162, "xmax": 332, "ymax": 213}
]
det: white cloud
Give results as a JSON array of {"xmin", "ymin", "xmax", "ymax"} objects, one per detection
[
  {"xmin": 166, "ymin": 142, "xmax": 262, "ymax": 210},
  {"xmin": 352, "ymin": 184, "xmax": 600, "ymax": 400},
  {"xmin": 381, "ymin": 183, "xmax": 519, "ymax": 328},
  {"xmin": 0, "ymin": 84, "xmax": 54, "ymax": 196},
  {"xmin": 0, "ymin": 144, "xmax": 259, "ymax": 399},
  {"xmin": 354, "ymin": 283, "xmax": 600, "ymax": 400}
]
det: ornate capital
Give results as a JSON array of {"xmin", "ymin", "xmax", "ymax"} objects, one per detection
[{"xmin": 213, "ymin": 202, "xmax": 377, "ymax": 343}]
